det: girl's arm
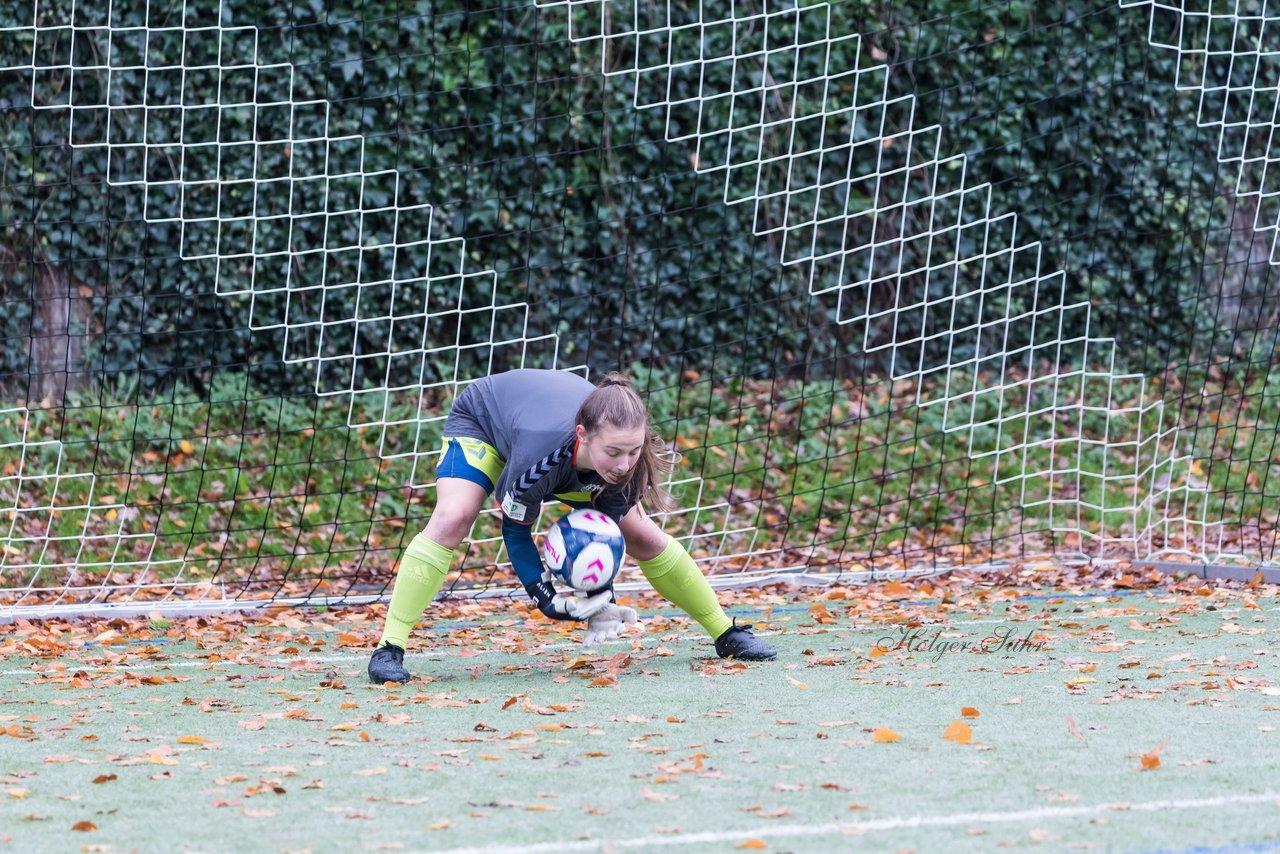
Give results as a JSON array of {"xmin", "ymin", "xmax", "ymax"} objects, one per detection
[{"xmin": 503, "ymin": 515, "xmax": 610, "ymax": 621}]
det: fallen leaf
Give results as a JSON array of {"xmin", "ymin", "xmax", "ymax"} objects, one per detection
[
  {"xmin": 71, "ymin": 821, "xmax": 96, "ymax": 831},
  {"xmin": 961, "ymin": 707, "xmax": 980, "ymax": 718},
  {"xmin": 1140, "ymin": 740, "xmax": 1168, "ymax": 771},
  {"xmin": 737, "ymin": 841, "xmax": 768, "ymax": 850},
  {"xmin": 353, "ymin": 767, "xmax": 387, "ymax": 776},
  {"xmin": 1065, "ymin": 717, "xmax": 1087, "ymax": 746},
  {"xmin": 943, "ymin": 720, "xmax": 972, "ymax": 744},
  {"xmin": 872, "ymin": 728, "xmax": 901, "ymax": 743},
  {"xmin": 642, "ymin": 786, "xmax": 678, "ymax": 801},
  {"xmin": 177, "ymin": 735, "xmax": 209, "ymax": 744},
  {"xmin": 91, "ymin": 774, "xmax": 117, "ymax": 784},
  {"xmin": 785, "ymin": 675, "xmax": 809, "ymax": 690}
]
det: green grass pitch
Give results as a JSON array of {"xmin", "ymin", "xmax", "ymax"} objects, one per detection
[{"xmin": 2, "ymin": 582, "xmax": 1279, "ymax": 853}]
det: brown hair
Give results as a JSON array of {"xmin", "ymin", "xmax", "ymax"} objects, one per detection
[{"xmin": 575, "ymin": 372, "xmax": 675, "ymax": 512}]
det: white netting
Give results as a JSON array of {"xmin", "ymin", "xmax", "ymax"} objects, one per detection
[
  {"xmin": 1125, "ymin": 0, "xmax": 1280, "ymax": 261},
  {"xmin": 534, "ymin": 0, "xmax": 1238, "ymax": 559},
  {"xmin": 0, "ymin": 0, "xmax": 771, "ymax": 612},
  {"xmin": 1, "ymin": 0, "xmax": 1274, "ymax": 616}
]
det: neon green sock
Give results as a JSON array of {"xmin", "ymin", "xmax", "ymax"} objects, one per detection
[
  {"xmin": 379, "ymin": 532, "xmax": 453, "ymax": 650},
  {"xmin": 637, "ymin": 537, "xmax": 732, "ymax": 640}
]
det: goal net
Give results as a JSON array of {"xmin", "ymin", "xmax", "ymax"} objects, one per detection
[{"xmin": 2, "ymin": 0, "xmax": 1276, "ymax": 617}]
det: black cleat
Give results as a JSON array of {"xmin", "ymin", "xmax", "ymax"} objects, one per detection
[
  {"xmin": 714, "ymin": 620, "xmax": 777, "ymax": 661},
  {"xmin": 368, "ymin": 643, "xmax": 411, "ymax": 684}
]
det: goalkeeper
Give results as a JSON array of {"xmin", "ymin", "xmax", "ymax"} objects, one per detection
[{"xmin": 368, "ymin": 369, "xmax": 777, "ymax": 684}]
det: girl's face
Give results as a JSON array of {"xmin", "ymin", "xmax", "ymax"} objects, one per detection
[{"xmin": 576, "ymin": 423, "xmax": 646, "ymax": 483}]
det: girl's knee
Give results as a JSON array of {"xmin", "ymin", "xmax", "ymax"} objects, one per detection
[{"xmin": 423, "ymin": 509, "xmax": 476, "ymax": 549}]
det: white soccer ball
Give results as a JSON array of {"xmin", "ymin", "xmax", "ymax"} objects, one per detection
[{"xmin": 543, "ymin": 509, "xmax": 626, "ymax": 593}]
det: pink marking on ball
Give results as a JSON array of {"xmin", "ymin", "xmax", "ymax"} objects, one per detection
[{"xmin": 580, "ymin": 558, "xmax": 606, "ymax": 587}]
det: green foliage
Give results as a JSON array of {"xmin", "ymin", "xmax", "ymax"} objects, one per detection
[{"xmin": 1, "ymin": 0, "xmax": 1256, "ymax": 399}]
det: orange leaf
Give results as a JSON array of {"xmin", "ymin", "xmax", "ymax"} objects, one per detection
[
  {"xmin": 943, "ymin": 720, "xmax": 973, "ymax": 744},
  {"xmin": 1140, "ymin": 740, "xmax": 1168, "ymax": 771},
  {"xmin": 737, "ymin": 841, "xmax": 768, "ymax": 850},
  {"xmin": 177, "ymin": 735, "xmax": 209, "ymax": 744},
  {"xmin": 872, "ymin": 727, "xmax": 901, "ymax": 743},
  {"xmin": 882, "ymin": 581, "xmax": 909, "ymax": 597},
  {"xmin": 91, "ymin": 774, "xmax": 117, "ymax": 784},
  {"xmin": 71, "ymin": 821, "xmax": 96, "ymax": 831},
  {"xmin": 960, "ymin": 707, "xmax": 980, "ymax": 718},
  {"xmin": 785, "ymin": 675, "xmax": 809, "ymax": 690}
]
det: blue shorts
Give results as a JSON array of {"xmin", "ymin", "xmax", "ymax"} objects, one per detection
[{"xmin": 436, "ymin": 436, "xmax": 595, "ymax": 510}]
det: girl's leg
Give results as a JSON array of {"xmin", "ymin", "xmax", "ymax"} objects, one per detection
[
  {"xmin": 619, "ymin": 504, "xmax": 733, "ymax": 640},
  {"xmin": 379, "ymin": 477, "xmax": 488, "ymax": 649}
]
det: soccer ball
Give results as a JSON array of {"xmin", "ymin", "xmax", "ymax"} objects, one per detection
[{"xmin": 542, "ymin": 509, "xmax": 626, "ymax": 593}]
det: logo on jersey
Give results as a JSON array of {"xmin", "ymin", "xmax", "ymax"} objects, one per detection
[{"xmin": 501, "ymin": 492, "xmax": 527, "ymax": 521}]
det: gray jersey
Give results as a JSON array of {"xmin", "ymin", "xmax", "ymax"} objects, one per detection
[{"xmin": 445, "ymin": 370, "xmax": 640, "ymax": 524}]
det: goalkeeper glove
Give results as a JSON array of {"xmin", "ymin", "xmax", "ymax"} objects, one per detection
[
  {"xmin": 583, "ymin": 603, "xmax": 638, "ymax": 646},
  {"xmin": 524, "ymin": 572, "xmax": 613, "ymax": 622}
]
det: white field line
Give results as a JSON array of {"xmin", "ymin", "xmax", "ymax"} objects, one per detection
[
  {"xmin": 427, "ymin": 792, "xmax": 1280, "ymax": 854},
  {"xmin": 1, "ymin": 602, "xmax": 1271, "ymax": 679}
]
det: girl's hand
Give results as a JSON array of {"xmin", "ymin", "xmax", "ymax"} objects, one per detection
[
  {"xmin": 583, "ymin": 604, "xmax": 638, "ymax": 646},
  {"xmin": 524, "ymin": 577, "xmax": 613, "ymax": 621}
]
